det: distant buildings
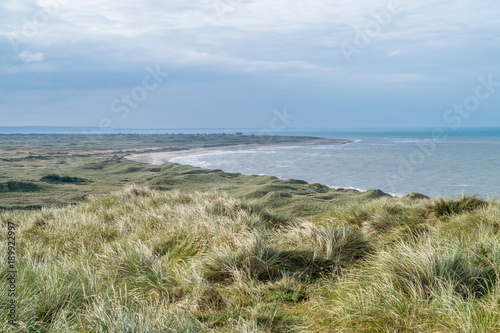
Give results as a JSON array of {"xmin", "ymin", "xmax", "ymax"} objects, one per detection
[{"xmin": 200, "ymin": 132, "xmax": 243, "ymax": 136}]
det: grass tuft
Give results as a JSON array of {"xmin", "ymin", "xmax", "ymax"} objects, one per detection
[{"xmin": 425, "ymin": 193, "xmax": 488, "ymax": 217}]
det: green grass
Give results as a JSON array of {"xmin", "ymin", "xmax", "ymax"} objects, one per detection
[
  {"xmin": 0, "ymin": 152, "xmax": 380, "ymax": 218},
  {"xmin": 0, "ymin": 134, "xmax": 348, "ymax": 213},
  {"xmin": 2, "ymin": 134, "xmax": 500, "ymax": 331},
  {"xmin": 2, "ymin": 188, "xmax": 500, "ymax": 332}
]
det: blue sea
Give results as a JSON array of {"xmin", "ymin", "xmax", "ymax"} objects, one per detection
[
  {"xmin": 169, "ymin": 128, "xmax": 500, "ymax": 199},
  {"xmin": 2, "ymin": 127, "xmax": 500, "ymax": 198}
]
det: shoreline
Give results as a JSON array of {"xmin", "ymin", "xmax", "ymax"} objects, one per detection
[{"xmin": 125, "ymin": 138, "xmax": 352, "ymax": 165}]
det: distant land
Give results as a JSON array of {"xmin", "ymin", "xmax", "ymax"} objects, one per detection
[{"xmin": 2, "ymin": 126, "xmax": 500, "ymax": 136}]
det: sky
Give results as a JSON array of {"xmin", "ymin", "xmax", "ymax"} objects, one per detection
[{"xmin": 1, "ymin": 0, "xmax": 500, "ymax": 129}]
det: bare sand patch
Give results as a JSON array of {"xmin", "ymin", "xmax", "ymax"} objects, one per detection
[{"xmin": 125, "ymin": 138, "xmax": 351, "ymax": 165}]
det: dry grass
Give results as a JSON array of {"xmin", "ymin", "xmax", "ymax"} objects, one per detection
[{"xmin": 2, "ymin": 189, "xmax": 500, "ymax": 332}]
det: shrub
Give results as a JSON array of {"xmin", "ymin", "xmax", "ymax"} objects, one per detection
[
  {"xmin": 0, "ymin": 181, "xmax": 41, "ymax": 192},
  {"xmin": 41, "ymin": 174, "xmax": 89, "ymax": 184},
  {"xmin": 425, "ymin": 193, "xmax": 487, "ymax": 217}
]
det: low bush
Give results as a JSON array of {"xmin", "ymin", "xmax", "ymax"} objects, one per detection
[{"xmin": 40, "ymin": 174, "xmax": 89, "ymax": 184}]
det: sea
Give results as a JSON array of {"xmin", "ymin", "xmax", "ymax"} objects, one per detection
[{"xmin": 2, "ymin": 126, "xmax": 500, "ymax": 198}]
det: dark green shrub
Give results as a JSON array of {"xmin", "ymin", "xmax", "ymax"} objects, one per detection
[{"xmin": 40, "ymin": 174, "xmax": 89, "ymax": 184}]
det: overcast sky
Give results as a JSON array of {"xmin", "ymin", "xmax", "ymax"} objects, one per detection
[{"xmin": 1, "ymin": 0, "xmax": 500, "ymax": 129}]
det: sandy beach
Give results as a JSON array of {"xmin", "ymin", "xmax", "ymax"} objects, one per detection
[{"xmin": 125, "ymin": 138, "xmax": 351, "ymax": 165}]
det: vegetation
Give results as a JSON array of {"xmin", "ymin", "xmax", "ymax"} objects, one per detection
[
  {"xmin": 2, "ymin": 187, "xmax": 500, "ymax": 332},
  {"xmin": 0, "ymin": 134, "xmax": 336, "ymax": 211},
  {"xmin": 424, "ymin": 193, "xmax": 488, "ymax": 217},
  {"xmin": 40, "ymin": 174, "xmax": 89, "ymax": 184},
  {"xmin": 2, "ymin": 134, "xmax": 500, "ymax": 331},
  {"xmin": 0, "ymin": 182, "xmax": 41, "ymax": 193}
]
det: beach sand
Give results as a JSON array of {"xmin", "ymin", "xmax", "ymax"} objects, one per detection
[{"xmin": 125, "ymin": 138, "xmax": 351, "ymax": 165}]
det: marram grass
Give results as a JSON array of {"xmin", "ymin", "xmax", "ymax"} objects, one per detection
[{"xmin": 1, "ymin": 188, "xmax": 500, "ymax": 332}]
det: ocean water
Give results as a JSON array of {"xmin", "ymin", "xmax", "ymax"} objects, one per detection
[
  {"xmin": 2, "ymin": 127, "xmax": 499, "ymax": 198},
  {"xmin": 169, "ymin": 128, "xmax": 500, "ymax": 198}
]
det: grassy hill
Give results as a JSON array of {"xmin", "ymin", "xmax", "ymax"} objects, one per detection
[
  {"xmin": 2, "ymin": 187, "xmax": 500, "ymax": 332},
  {"xmin": 0, "ymin": 134, "xmax": 340, "ymax": 211}
]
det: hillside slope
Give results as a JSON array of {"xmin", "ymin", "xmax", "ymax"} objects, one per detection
[{"xmin": 2, "ymin": 188, "xmax": 500, "ymax": 332}]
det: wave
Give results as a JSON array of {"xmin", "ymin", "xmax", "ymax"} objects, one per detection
[
  {"xmin": 451, "ymin": 184, "xmax": 486, "ymax": 187},
  {"xmin": 393, "ymin": 139, "xmax": 436, "ymax": 143}
]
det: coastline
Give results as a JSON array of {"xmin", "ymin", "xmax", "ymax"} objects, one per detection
[{"xmin": 125, "ymin": 138, "xmax": 352, "ymax": 165}]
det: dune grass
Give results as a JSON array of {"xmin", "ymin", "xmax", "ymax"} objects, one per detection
[
  {"xmin": 0, "ymin": 134, "xmax": 333, "ymax": 211},
  {"xmin": 2, "ymin": 188, "xmax": 500, "ymax": 332},
  {"xmin": 424, "ymin": 193, "xmax": 489, "ymax": 217}
]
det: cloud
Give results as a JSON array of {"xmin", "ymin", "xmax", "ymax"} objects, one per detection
[
  {"xmin": 18, "ymin": 51, "xmax": 44, "ymax": 62},
  {"xmin": 352, "ymin": 73, "xmax": 428, "ymax": 83},
  {"xmin": 1, "ymin": 0, "xmax": 500, "ymax": 127},
  {"xmin": 387, "ymin": 49, "xmax": 403, "ymax": 57}
]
